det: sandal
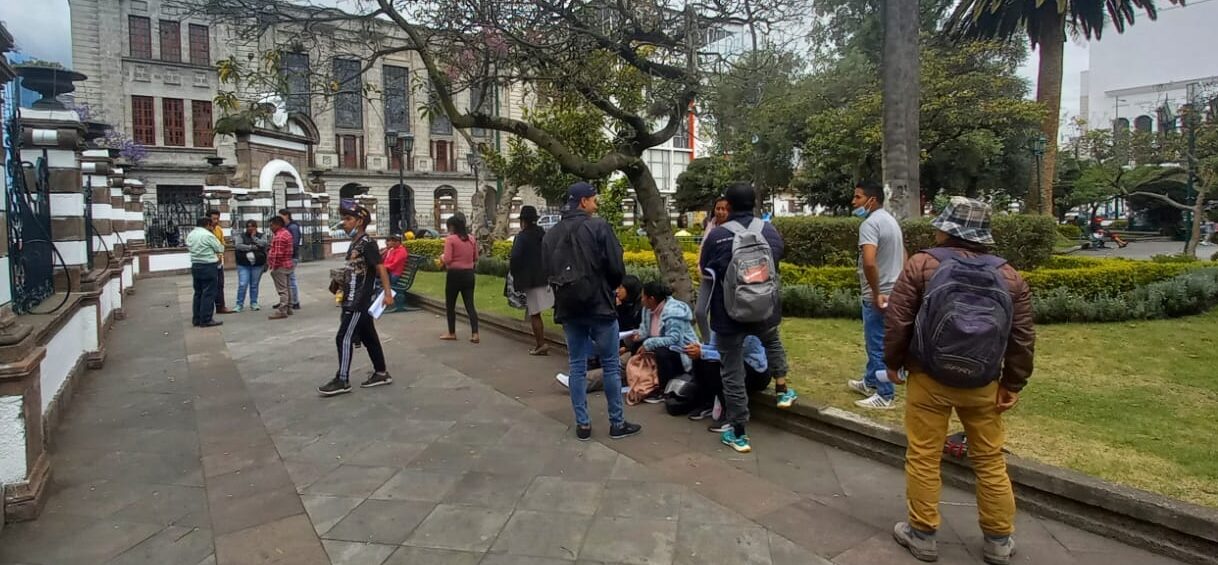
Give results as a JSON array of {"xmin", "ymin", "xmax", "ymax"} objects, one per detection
[
  {"xmin": 470, "ymin": 335, "xmax": 480, "ymax": 344},
  {"xmin": 529, "ymin": 346, "xmax": 550, "ymax": 356},
  {"xmin": 440, "ymin": 334, "xmax": 457, "ymax": 341}
]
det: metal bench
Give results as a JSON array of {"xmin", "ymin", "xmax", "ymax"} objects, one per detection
[{"xmin": 389, "ymin": 254, "xmax": 428, "ymax": 313}]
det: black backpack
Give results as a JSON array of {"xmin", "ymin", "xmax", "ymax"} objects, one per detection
[{"xmin": 548, "ymin": 217, "xmax": 601, "ymax": 313}]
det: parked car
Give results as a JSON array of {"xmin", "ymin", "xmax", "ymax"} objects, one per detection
[{"xmin": 537, "ymin": 214, "xmax": 561, "ymax": 231}]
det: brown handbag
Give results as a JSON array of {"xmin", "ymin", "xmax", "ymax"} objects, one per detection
[{"xmin": 625, "ymin": 351, "xmax": 659, "ymax": 405}]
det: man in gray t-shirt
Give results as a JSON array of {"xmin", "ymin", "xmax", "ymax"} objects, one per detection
[{"xmin": 848, "ymin": 181, "xmax": 905, "ymax": 408}]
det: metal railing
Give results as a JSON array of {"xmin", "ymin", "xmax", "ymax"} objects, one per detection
[{"xmin": 5, "ymin": 107, "xmax": 55, "ymax": 314}]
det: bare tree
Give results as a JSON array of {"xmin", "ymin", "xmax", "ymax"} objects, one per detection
[
  {"xmin": 881, "ymin": 0, "xmax": 920, "ymax": 219},
  {"xmin": 182, "ymin": 0, "xmax": 807, "ymax": 301}
]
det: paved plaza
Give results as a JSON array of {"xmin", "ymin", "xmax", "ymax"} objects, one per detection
[{"xmin": 0, "ymin": 261, "xmax": 1187, "ymax": 565}]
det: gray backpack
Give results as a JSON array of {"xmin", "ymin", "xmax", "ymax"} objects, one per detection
[
  {"xmin": 912, "ymin": 248, "xmax": 1013, "ymax": 388},
  {"xmin": 722, "ymin": 219, "xmax": 779, "ymax": 323}
]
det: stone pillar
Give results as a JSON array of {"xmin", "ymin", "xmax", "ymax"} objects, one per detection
[
  {"xmin": 81, "ymin": 149, "xmax": 117, "ymax": 270},
  {"xmin": 21, "ymin": 110, "xmax": 87, "ymax": 292},
  {"xmin": 0, "ymin": 23, "xmax": 52, "ymax": 523},
  {"xmin": 108, "ymin": 159, "xmax": 127, "ymax": 259},
  {"xmin": 202, "ymin": 186, "xmax": 233, "ymax": 267},
  {"xmin": 121, "ymin": 179, "xmax": 146, "ymax": 250},
  {"xmin": 357, "ymin": 195, "xmax": 379, "ymax": 235}
]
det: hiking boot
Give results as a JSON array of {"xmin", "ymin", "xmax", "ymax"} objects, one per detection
[
  {"xmin": 688, "ymin": 407, "xmax": 714, "ymax": 421},
  {"xmin": 576, "ymin": 424, "xmax": 592, "ymax": 441},
  {"xmin": 847, "ymin": 379, "xmax": 876, "ymax": 397},
  {"xmin": 707, "ymin": 420, "xmax": 732, "ymax": 433},
  {"xmin": 893, "ymin": 522, "xmax": 938, "ymax": 562},
  {"xmin": 982, "ymin": 535, "xmax": 1016, "ymax": 565},
  {"xmin": 776, "ymin": 388, "xmax": 799, "ymax": 408},
  {"xmin": 318, "ymin": 377, "xmax": 352, "ymax": 397},
  {"xmin": 251, "ymin": 302, "xmax": 261, "ymax": 311},
  {"xmin": 855, "ymin": 393, "xmax": 896, "ymax": 410},
  {"xmin": 609, "ymin": 421, "xmax": 641, "ymax": 439},
  {"xmin": 233, "ymin": 305, "xmax": 244, "ymax": 313},
  {"xmin": 720, "ymin": 429, "xmax": 752, "ymax": 453},
  {"xmin": 360, "ymin": 371, "xmax": 393, "ymax": 388},
  {"xmin": 268, "ymin": 311, "xmax": 289, "ymax": 320}
]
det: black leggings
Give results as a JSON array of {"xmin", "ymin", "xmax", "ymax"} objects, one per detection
[
  {"xmin": 445, "ymin": 269, "xmax": 479, "ymax": 334},
  {"xmin": 336, "ymin": 310, "xmax": 386, "ymax": 381}
]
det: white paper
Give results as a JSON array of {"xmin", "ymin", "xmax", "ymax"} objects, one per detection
[
  {"xmin": 619, "ymin": 330, "xmax": 637, "ymax": 342},
  {"xmin": 368, "ymin": 289, "xmax": 393, "ymax": 319}
]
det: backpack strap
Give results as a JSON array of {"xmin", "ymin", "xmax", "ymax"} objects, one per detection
[{"xmin": 722, "ymin": 218, "xmax": 764, "ymax": 235}]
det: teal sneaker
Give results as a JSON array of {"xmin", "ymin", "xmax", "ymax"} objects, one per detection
[
  {"xmin": 251, "ymin": 303, "xmax": 261, "ymax": 311},
  {"xmin": 233, "ymin": 305, "xmax": 244, "ymax": 313},
  {"xmin": 776, "ymin": 389, "xmax": 798, "ymax": 409},
  {"xmin": 720, "ymin": 429, "xmax": 752, "ymax": 453}
]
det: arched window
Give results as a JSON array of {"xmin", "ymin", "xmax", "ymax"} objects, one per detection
[
  {"xmin": 1114, "ymin": 117, "xmax": 1130, "ymax": 134},
  {"xmin": 434, "ymin": 186, "xmax": 458, "ymax": 232},
  {"xmin": 389, "ymin": 184, "xmax": 415, "ymax": 234},
  {"xmin": 1134, "ymin": 115, "xmax": 1153, "ymax": 133}
]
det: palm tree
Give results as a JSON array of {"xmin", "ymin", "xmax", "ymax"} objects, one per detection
[
  {"xmin": 946, "ymin": 0, "xmax": 1183, "ymax": 215},
  {"xmin": 882, "ymin": 0, "xmax": 921, "ymax": 219}
]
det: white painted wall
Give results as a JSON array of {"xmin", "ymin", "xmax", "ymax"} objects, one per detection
[
  {"xmin": 0, "ymin": 396, "xmax": 26, "ymax": 486},
  {"xmin": 39, "ymin": 307, "xmax": 93, "ymax": 412},
  {"xmin": 148, "ymin": 252, "xmax": 192, "ymax": 272}
]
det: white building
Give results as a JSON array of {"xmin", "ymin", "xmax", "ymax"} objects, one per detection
[{"xmin": 1081, "ymin": 1, "xmax": 1218, "ymax": 134}]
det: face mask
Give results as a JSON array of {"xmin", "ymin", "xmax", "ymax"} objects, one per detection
[
  {"xmin": 852, "ymin": 206, "xmax": 869, "ymax": 218},
  {"xmin": 346, "ymin": 227, "xmax": 359, "ymax": 237}
]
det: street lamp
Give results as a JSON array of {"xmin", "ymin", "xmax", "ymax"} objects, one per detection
[
  {"xmin": 396, "ymin": 132, "xmax": 414, "ymax": 234},
  {"xmin": 467, "ymin": 150, "xmax": 485, "ymax": 227},
  {"xmin": 1029, "ymin": 133, "xmax": 1046, "ymax": 215}
]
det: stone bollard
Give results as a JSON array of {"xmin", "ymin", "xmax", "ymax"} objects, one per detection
[
  {"xmin": 81, "ymin": 149, "xmax": 117, "ymax": 271},
  {"xmin": 20, "ymin": 108, "xmax": 87, "ymax": 292}
]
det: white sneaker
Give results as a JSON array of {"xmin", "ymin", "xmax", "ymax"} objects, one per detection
[
  {"xmin": 847, "ymin": 379, "xmax": 877, "ymax": 397},
  {"xmin": 555, "ymin": 373, "xmax": 570, "ymax": 388},
  {"xmin": 855, "ymin": 393, "xmax": 896, "ymax": 410}
]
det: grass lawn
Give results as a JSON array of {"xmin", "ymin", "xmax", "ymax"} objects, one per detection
[{"xmin": 410, "ymin": 271, "xmax": 1218, "ymax": 508}]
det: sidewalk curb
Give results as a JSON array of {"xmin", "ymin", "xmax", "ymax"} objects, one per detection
[{"xmin": 406, "ymin": 291, "xmax": 1218, "ymax": 565}]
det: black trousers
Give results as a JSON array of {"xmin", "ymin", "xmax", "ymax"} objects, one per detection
[
  {"xmin": 191, "ymin": 263, "xmax": 218, "ymax": 326},
  {"xmin": 445, "ymin": 269, "xmax": 479, "ymax": 334},
  {"xmin": 691, "ymin": 358, "xmax": 771, "ymax": 410},
  {"xmin": 215, "ymin": 264, "xmax": 226, "ymax": 308},
  {"xmin": 336, "ymin": 309, "xmax": 386, "ymax": 381},
  {"xmin": 654, "ymin": 348, "xmax": 686, "ymax": 390}
]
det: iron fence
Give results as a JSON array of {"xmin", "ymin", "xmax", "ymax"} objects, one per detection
[
  {"xmin": 298, "ymin": 207, "xmax": 327, "ymax": 262},
  {"xmin": 144, "ymin": 200, "xmax": 205, "ymax": 248},
  {"xmin": 5, "ymin": 109, "xmax": 56, "ymax": 314}
]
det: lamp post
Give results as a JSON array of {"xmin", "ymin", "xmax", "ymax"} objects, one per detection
[
  {"xmin": 467, "ymin": 150, "xmax": 484, "ymax": 227},
  {"xmin": 1029, "ymin": 133, "xmax": 1047, "ymax": 216},
  {"xmin": 396, "ymin": 131, "xmax": 414, "ymax": 234}
]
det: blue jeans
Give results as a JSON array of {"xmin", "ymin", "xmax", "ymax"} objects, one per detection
[
  {"xmin": 562, "ymin": 317, "xmax": 625, "ymax": 427},
  {"xmin": 288, "ymin": 268, "xmax": 299, "ymax": 305},
  {"xmin": 862, "ymin": 301, "xmax": 895, "ymax": 400},
  {"xmin": 236, "ymin": 265, "xmax": 264, "ymax": 307}
]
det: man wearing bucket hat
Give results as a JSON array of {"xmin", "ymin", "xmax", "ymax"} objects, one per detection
[{"xmin": 883, "ymin": 197, "xmax": 1035, "ymax": 565}]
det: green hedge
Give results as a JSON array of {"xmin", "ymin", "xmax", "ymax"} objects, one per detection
[
  {"xmin": 771, "ymin": 214, "xmax": 1057, "ymax": 270},
  {"xmin": 1056, "ymin": 224, "xmax": 1083, "ymax": 239},
  {"xmin": 1033, "ymin": 268, "xmax": 1218, "ymax": 323},
  {"xmin": 1021, "ymin": 260, "xmax": 1206, "ymax": 297}
]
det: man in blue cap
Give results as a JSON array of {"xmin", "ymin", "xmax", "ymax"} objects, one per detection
[{"xmin": 542, "ymin": 181, "xmax": 641, "ymax": 441}]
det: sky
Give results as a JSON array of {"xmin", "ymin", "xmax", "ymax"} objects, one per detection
[{"xmin": 1, "ymin": 0, "xmax": 1091, "ymax": 118}]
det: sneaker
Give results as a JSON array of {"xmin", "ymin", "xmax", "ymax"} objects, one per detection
[
  {"xmin": 982, "ymin": 535, "xmax": 1016, "ymax": 565},
  {"xmin": 688, "ymin": 407, "xmax": 714, "ymax": 421},
  {"xmin": 292, "ymin": 303, "xmax": 301, "ymax": 310},
  {"xmin": 707, "ymin": 420, "xmax": 732, "ymax": 433},
  {"xmin": 776, "ymin": 389, "xmax": 799, "ymax": 409},
  {"xmin": 892, "ymin": 522, "xmax": 938, "ymax": 562},
  {"xmin": 576, "ymin": 424, "xmax": 591, "ymax": 441},
  {"xmin": 251, "ymin": 303, "xmax": 261, "ymax": 311},
  {"xmin": 609, "ymin": 421, "xmax": 641, "ymax": 439},
  {"xmin": 643, "ymin": 392, "xmax": 665, "ymax": 404},
  {"xmin": 847, "ymin": 379, "xmax": 876, "ymax": 397},
  {"xmin": 555, "ymin": 373, "xmax": 570, "ymax": 388},
  {"xmin": 855, "ymin": 393, "xmax": 896, "ymax": 410},
  {"xmin": 720, "ymin": 429, "xmax": 752, "ymax": 453},
  {"xmin": 318, "ymin": 377, "xmax": 352, "ymax": 397},
  {"xmin": 233, "ymin": 305, "xmax": 244, "ymax": 313},
  {"xmin": 360, "ymin": 371, "xmax": 393, "ymax": 388}
]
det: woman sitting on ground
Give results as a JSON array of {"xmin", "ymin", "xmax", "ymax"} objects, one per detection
[
  {"xmin": 632, "ymin": 281, "xmax": 699, "ymax": 403},
  {"xmin": 683, "ymin": 335, "xmax": 772, "ymax": 423},
  {"xmin": 556, "ymin": 276, "xmax": 644, "ymax": 392}
]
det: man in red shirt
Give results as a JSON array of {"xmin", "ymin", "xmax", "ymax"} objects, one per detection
[
  {"xmin": 382, "ymin": 234, "xmax": 409, "ymax": 286},
  {"xmin": 266, "ymin": 216, "xmax": 296, "ymax": 320}
]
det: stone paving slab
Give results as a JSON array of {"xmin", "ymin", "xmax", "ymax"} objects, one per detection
[{"xmin": 0, "ymin": 260, "xmax": 1189, "ymax": 565}]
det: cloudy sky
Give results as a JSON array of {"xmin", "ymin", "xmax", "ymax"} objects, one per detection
[{"xmin": 3, "ymin": 0, "xmax": 1092, "ymax": 118}]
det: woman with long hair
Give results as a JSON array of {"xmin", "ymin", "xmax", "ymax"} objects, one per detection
[
  {"xmin": 440, "ymin": 212, "xmax": 480, "ymax": 343},
  {"xmin": 695, "ymin": 197, "xmax": 729, "ymax": 340},
  {"xmin": 509, "ymin": 206, "xmax": 554, "ymax": 355}
]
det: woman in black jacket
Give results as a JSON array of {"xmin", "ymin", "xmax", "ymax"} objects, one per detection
[{"xmin": 509, "ymin": 206, "xmax": 554, "ymax": 355}]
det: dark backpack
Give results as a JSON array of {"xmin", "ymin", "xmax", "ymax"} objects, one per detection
[
  {"xmin": 548, "ymin": 217, "xmax": 600, "ymax": 313},
  {"xmin": 912, "ymin": 248, "xmax": 1014, "ymax": 388}
]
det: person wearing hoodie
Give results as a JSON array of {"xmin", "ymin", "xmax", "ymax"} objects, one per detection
[
  {"xmin": 698, "ymin": 181, "xmax": 794, "ymax": 454},
  {"xmin": 633, "ymin": 281, "xmax": 699, "ymax": 402},
  {"xmin": 695, "ymin": 197, "xmax": 729, "ymax": 340}
]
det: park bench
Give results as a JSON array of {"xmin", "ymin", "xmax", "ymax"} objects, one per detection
[{"xmin": 389, "ymin": 254, "xmax": 427, "ymax": 313}]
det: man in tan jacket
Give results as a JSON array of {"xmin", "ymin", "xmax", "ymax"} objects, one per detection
[{"xmin": 883, "ymin": 197, "xmax": 1035, "ymax": 565}]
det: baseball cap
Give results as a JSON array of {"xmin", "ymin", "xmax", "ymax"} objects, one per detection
[{"xmin": 566, "ymin": 181, "xmax": 597, "ymax": 207}]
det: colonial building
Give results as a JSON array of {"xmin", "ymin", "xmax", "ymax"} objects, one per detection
[{"xmin": 68, "ymin": 0, "xmax": 547, "ymax": 238}]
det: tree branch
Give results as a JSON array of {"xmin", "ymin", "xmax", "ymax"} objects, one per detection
[{"xmin": 1127, "ymin": 191, "xmax": 1193, "ymax": 211}]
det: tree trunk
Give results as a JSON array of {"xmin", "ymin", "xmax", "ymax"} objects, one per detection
[
  {"xmin": 1184, "ymin": 185, "xmax": 1208, "ymax": 258},
  {"xmin": 1033, "ymin": 9, "xmax": 1066, "ymax": 215},
  {"xmin": 881, "ymin": 0, "xmax": 921, "ymax": 220},
  {"xmin": 624, "ymin": 164, "xmax": 693, "ymax": 302},
  {"xmin": 492, "ymin": 184, "xmax": 520, "ymax": 241}
]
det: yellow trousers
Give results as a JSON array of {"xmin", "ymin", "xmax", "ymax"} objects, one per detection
[{"xmin": 904, "ymin": 372, "xmax": 1015, "ymax": 536}]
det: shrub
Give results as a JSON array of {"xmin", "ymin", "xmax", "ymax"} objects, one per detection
[
  {"xmin": 772, "ymin": 214, "xmax": 1057, "ymax": 270},
  {"xmin": 1056, "ymin": 224, "xmax": 1082, "ymax": 239},
  {"xmin": 781, "ymin": 285, "xmax": 862, "ymax": 319},
  {"xmin": 1033, "ymin": 268, "xmax": 1218, "ymax": 323},
  {"xmin": 403, "ymin": 239, "xmax": 444, "ymax": 259},
  {"xmin": 1020, "ymin": 261, "xmax": 1205, "ymax": 297},
  {"xmin": 626, "ymin": 264, "xmax": 663, "ymax": 284},
  {"xmin": 476, "ymin": 257, "xmax": 509, "ymax": 277},
  {"xmin": 780, "ymin": 264, "xmax": 857, "ymax": 292},
  {"xmin": 1151, "ymin": 253, "xmax": 1199, "ymax": 263}
]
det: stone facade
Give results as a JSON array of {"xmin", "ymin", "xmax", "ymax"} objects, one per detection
[{"xmin": 67, "ymin": 0, "xmax": 550, "ymax": 236}]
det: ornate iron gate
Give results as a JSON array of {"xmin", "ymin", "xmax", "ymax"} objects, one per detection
[
  {"xmin": 298, "ymin": 207, "xmax": 326, "ymax": 262},
  {"xmin": 144, "ymin": 199, "xmax": 205, "ymax": 248},
  {"xmin": 5, "ymin": 114, "xmax": 55, "ymax": 314}
]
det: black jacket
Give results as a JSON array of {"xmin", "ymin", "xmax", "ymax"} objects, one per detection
[
  {"xmin": 698, "ymin": 211, "xmax": 785, "ymax": 335},
  {"xmin": 233, "ymin": 231, "xmax": 268, "ymax": 267},
  {"xmin": 509, "ymin": 224, "xmax": 547, "ymax": 289},
  {"xmin": 542, "ymin": 209, "xmax": 625, "ymax": 324}
]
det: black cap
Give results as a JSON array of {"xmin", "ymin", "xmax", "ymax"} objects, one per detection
[{"xmin": 566, "ymin": 181, "xmax": 597, "ymax": 207}]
